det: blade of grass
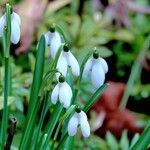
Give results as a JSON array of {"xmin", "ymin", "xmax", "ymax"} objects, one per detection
[
  {"xmin": 83, "ymin": 83, "xmax": 109, "ymax": 112},
  {"xmin": 19, "ymin": 35, "xmax": 45, "ymax": 150},
  {"xmin": 131, "ymin": 122, "xmax": 150, "ymax": 150},
  {"xmin": 120, "ymin": 34, "xmax": 150, "ymax": 108}
]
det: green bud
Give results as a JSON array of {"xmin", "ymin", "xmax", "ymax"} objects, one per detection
[
  {"xmin": 49, "ymin": 25, "xmax": 55, "ymax": 33},
  {"xmin": 93, "ymin": 50, "xmax": 99, "ymax": 59},
  {"xmin": 63, "ymin": 44, "xmax": 70, "ymax": 52},
  {"xmin": 75, "ymin": 105, "xmax": 81, "ymax": 113},
  {"xmin": 59, "ymin": 75, "xmax": 65, "ymax": 83}
]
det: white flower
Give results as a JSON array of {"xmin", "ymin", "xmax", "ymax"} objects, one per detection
[
  {"xmin": 51, "ymin": 75, "xmax": 72, "ymax": 108},
  {"xmin": 82, "ymin": 51, "xmax": 108, "ymax": 88},
  {"xmin": 56, "ymin": 44, "xmax": 80, "ymax": 77},
  {"xmin": 0, "ymin": 12, "xmax": 21, "ymax": 44},
  {"xmin": 44, "ymin": 26, "xmax": 62, "ymax": 59},
  {"xmin": 67, "ymin": 110, "xmax": 90, "ymax": 138}
]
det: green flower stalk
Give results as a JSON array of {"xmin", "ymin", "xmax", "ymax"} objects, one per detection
[{"xmin": 0, "ymin": 3, "xmax": 21, "ymax": 148}]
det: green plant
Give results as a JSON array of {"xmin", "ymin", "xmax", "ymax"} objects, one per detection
[{"xmin": 0, "ymin": 3, "xmax": 109, "ymax": 149}]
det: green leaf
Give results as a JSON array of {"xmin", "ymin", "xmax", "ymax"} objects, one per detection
[
  {"xmin": 131, "ymin": 121, "xmax": 150, "ymax": 150},
  {"xmin": 83, "ymin": 135, "xmax": 108, "ymax": 150},
  {"xmin": 106, "ymin": 131, "xmax": 119, "ymax": 150},
  {"xmin": 114, "ymin": 29, "xmax": 134, "ymax": 42},
  {"xmin": 96, "ymin": 46, "xmax": 113, "ymax": 58},
  {"xmin": 90, "ymin": 36, "xmax": 110, "ymax": 45},
  {"xmin": 83, "ymin": 83, "xmax": 108, "ymax": 112},
  {"xmin": 130, "ymin": 133, "xmax": 140, "ymax": 149},
  {"xmin": 19, "ymin": 35, "xmax": 46, "ymax": 149},
  {"xmin": 120, "ymin": 130, "xmax": 129, "ymax": 150},
  {"xmin": 0, "ymin": 96, "xmax": 14, "ymax": 110}
]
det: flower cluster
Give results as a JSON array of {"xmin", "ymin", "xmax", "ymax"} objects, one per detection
[
  {"xmin": 45, "ymin": 25, "xmax": 109, "ymax": 138},
  {"xmin": 0, "ymin": 4, "xmax": 109, "ymax": 148},
  {"xmin": 0, "ymin": 10, "xmax": 21, "ymax": 44}
]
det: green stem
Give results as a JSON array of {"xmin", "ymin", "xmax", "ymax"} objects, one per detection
[
  {"xmin": 41, "ymin": 103, "xmax": 63, "ymax": 149},
  {"xmin": 51, "ymin": 105, "xmax": 76, "ymax": 149},
  {"xmin": 0, "ymin": 3, "xmax": 11, "ymax": 148},
  {"xmin": 31, "ymin": 92, "xmax": 51, "ymax": 150},
  {"xmin": 56, "ymin": 134, "xmax": 68, "ymax": 150},
  {"xmin": 70, "ymin": 49, "xmax": 94, "ymax": 106},
  {"xmin": 1, "ymin": 58, "xmax": 10, "ymax": 148},
  {"xmin": 131, "ymin": 123, "xmax": 150, "ymax": 150},
  {"xmin": 4, "ymin": 4, "xmax": 11, "ymax": 58},
  {"xmin": 120, "ymin": 34, "xmax": 150, "ymax": 108},
  {"xmin": 71, "ymin": 88, "xmax": 78, "ymax": 105}
]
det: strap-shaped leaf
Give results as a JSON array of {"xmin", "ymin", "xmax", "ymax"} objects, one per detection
[{"xmin": 19, "ymin": 35, "xmax": 45, "ymax": 150}]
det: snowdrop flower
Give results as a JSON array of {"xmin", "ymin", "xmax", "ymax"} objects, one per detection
[
  {"xmin": 56, "ymin": 44, "xmax": 80, "ymax": 77},
  {"xmin": 67, "ymin": 108, "xmax": 90, "ymax": 138},
  {"xmin": 44, "ymin": 25, "xmax": 62, "ymax": 59},
  {"xmin": 82, "ymin": 51, "xmax": 108, "ymax": 88},
  {"xmin": 51, "ymin": 75, "xmax": 72, "ymax": 108},
  {"xmin": 0, "ymin": 10, "xmax": 21, "ymax": 44}
]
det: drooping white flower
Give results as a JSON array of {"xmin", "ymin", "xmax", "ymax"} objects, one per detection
[
  {"xmin": 51, "ymin": 75, "xmax": 72, "ymax": 108},
  {"xmin": 0, "ymin": 11, "xmax": 21, "ymax": 44},
  {"xmin": 67, "ymin": 110, "xmax": 90, "ymax": 138},
  {"xmin": 44, "ymin": 26, "xmax": 62, "ymax": 59},
  {"xmin": 56, "ymin": 44, "xmax": 80, "ymax": 77},
  {"xmin": 82, "ymin": 51, "xmax": 108, "ymax": 88}
]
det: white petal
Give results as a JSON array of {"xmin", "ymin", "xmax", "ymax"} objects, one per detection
[
  {"xmin": 98, "ymin": 58, "xmax": 108, "ymax": 73},
  {"xmin": 67, "ymin": 51, "xmax": 80, "ymax": 76},
  {"xmin": 63, "ymin": 82, "xmax": 72, "ymax": 98},
  {"xmin": 79, "ymin": 111, "xmax": 88, "ymax": 120},
  {"xmin": 51, "ymin": 84, "xmax": 59, "ymax": 104},
  {"xmin": 50, "ymin": 32, "xmax": 61, "ymax": 59},
  {"xmin": 11, "ymin": 19, "xmax": 20, "ymax": 44},
  {"xmin": 59, "ymin": 83, "xmax": 72, "ymax": 108},
  {"xmin": 91, "ymin": 62, "xmax": 105, "ymax": 88},
  {"xmin": 45, "ymin": 32, "xmax": 54, "ymax": 46},
  {"xmin": 0, "ymin": 15, "xmax": 5, "ymax": 37},
  {"xmin": 82, "ymin": 58, "xmax": 93, "ymax": 79},
  {"xmin": 79, "ymin": 111, "xmax": 90, "ymax": 138},
  {"xmin": 44, "ymin": 32, "xmax": 51, "ymax": 46},
  {"xmin": 56, "ymin": 54, "xmax": 68, "ymax": 77},
  {"xmin": 67, "ymin": 113, "xmax": 79, "ymax": 136},
  {"xmin": 12, "ymin": 12, "xmax": 21, "ymax": 25}
]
